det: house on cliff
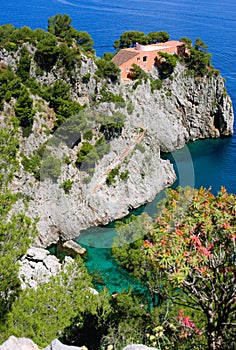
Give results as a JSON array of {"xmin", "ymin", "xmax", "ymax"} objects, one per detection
[{"xmin": 112, "ymin": 40, "xmax": 186, "ymax": 79}]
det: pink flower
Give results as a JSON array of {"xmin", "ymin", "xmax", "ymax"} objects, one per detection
[
  {"xmin": 183, "ymin": 316, "xmax": 196, "ymax": 329},
  {"xmin": 207, "ymin": 243, "xmax": 214, "ymax": 250},
  {"xmin": 200, "ymin": 246, "xmax": 212, "ymax": 258},
  {"xmin": 143, "ymin": 239, "xmax": 153, "ymax": 249},
  {"xmin": 192, "ymin": 235, "xmax": 202, "ymax": 247}
]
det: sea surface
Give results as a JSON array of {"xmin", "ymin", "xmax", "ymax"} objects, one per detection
[{"xmin": 1, "ymin": 0, "xmax": 235, "ymax": 292}]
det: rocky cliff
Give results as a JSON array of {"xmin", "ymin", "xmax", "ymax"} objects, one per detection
[{"xmin": 0, "ymin": 46, "xmax": 234, "ymax": 252}]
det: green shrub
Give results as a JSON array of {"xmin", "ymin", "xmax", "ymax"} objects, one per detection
[
  {"xmin": 17, "ymin": 46, "xmax": 31, "ymax": 82},
  {"xmin": 14, "ymin": 89, "xmax": 35, "ymax": 133},
  {"xmin": 99, "ymin": 111, "xmax": 126, "ymax": 140},
  {"xmin": 35, "ymin": 35, "xmax": 59, "ymax": 71},
  {"xmin": 21, "ymin": 154, "xmax": 41, "ymax": 180},
  {"xmin": 60, "ymin": 179, "xmax": 73, "ymax": 194},
  {"xmin": 150, "ymin": 78, "xmax": 162, "ymax": 92},
  {"xmin": 128, "ymin": 64, "xmax": 149, "ymax": 82},
  {"xmin": 76, "ymin": 142, "xmax": 93, "ymax": 168},
  {"xmin": 82, "ymin": 72, "xmax": 91, "ymax": 84},
  {"xmin": 106, "ymin": 166, "xmax": 120, "ymax": 185},
  {"xmin": 157, "ymin": 52, "xmax": 177, "ymax": 78},
  {"xmin": 120, "ymin": 170, "xmax": 129, "ymax": 181},
  {"xmin": 4, "ymin": 90, "xmax": 12, "ymax": 102},
  {"xmin": 96, "ymin": 58, "xmax": 120, "ymax": 82},
  {"xmin": 82, "ymin": 175, "xmax": 92, "ymax": 184},
  {"xmin": 83, "ymin": 130, "xmax": 93, "ymax": 141},
  {"xmin": 41, "ymin": 155, "xmax": 61, "ymax": 182},
  {"xmin": 127, "ymin": 101, "xmax": 134, "ymax": 114}
]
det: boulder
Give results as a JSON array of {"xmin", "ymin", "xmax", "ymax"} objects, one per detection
[
  {"xmin": 0, "ymin": 336, "xmax": 40, "ymax": 350},
  {"xmin": 19, "ymin": 248, "xmax": 61, "ymax": 288},
  {"xmin": 27, "ymin": 247, "xmax": 49, "ymax": 261},
  {"xmin": 57, "ymin": 240, "xmax": 87, "ymax": 257},
  {"xmin": 44, "ymin": 339, "xmax": 82, "ymax": 350},
  {"xmin": 123, "ymin": 345, "xmax": 158, "ymax": 350}
]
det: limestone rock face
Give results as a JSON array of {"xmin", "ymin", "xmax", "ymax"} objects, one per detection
[
  {"xmin": 128, "ymin": 63, "xmax": 234, "ymax": 153},
  {"xmin": 15, "ymin": 128, "xmax": 176, "ymax": 248},
  {"xmin": 1, "ymin": 48, "xmax": 234, "ymax": 251}
]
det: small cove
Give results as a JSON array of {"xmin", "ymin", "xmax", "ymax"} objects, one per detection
[{"xmin": 76, "ymin": 135, "xmax": 236, "ymax": 293}]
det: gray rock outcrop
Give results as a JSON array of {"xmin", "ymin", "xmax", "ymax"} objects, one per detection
[
  {"xmin": 0, "ymin": 336, "xmax": 40, "ymax": 350},
  {"xmin": 19, "ymin": 247, "xmax": 61, "ymax": 288}
]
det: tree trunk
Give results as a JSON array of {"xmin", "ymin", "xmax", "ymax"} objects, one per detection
[{"xmin": 208, "ymin": 329, "xmax": 223, "ymax": 350}]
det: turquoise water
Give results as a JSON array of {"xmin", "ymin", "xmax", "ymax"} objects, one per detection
[
  {"xmin": 77, "ymin": 139, "xmax": 236, "ymax": 292},
  {"xmin": 78, "ymin": 226, "xmax": 143, "ymax": 294},
  {"xmin": 2, "ymin": 0, "xmax": 235, "ymax": 291}
]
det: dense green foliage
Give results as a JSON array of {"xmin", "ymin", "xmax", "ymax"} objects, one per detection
[
  {"xmin": 17, "ymin": 46, "xmax": 31, "ymax": 81},
  {"xmin": 98, "ymin": 111, "xmax": 126, "ymax": 140},
  {"xmin": 128, "ymin": 63, "xmax": 149, "ymax": 82},
  {"xmin": 96, "ymin": 57, "xmax": 121, "ymax": 82},
  {"xmin": 0, "ymin": 122, "xmax": 36, "ymax": 318},
  {"xmin": 39, "ymin": 80, "xmax": 83, "ymax": 127},
  {"xmin": 128, "ymin": 64, "xmax": 162, "ymax": 91},
  {"xmin": 99, "ymin": 86, "xmax": 125, "ymax": 105},
  {"xmin": 48, "ymin": 14, "xmax": 94, "ymax": 51},
  {"xmin": 0, "ymin": 191, "xmax": 35, "ymax": 317},
  {"xmin": 183, "ymin": 38, "xmax": 213, "ymax": 76},
  {"xmin": 15, "ymin": 88, "xmax": 35, "ymax": 131},
  {"xmin": 157, "ymin": 51, "xmax": 178, "ymax": 78},
  {"xmin": 0, "ymin": 15, "xmax": 93, "ymax": 53},
  {"xmin": 60, "ymin": 179, "xmax": 73, "ymax": 194},
  {"xmin": 0, "ymin": 123, "xmax": 19, "ymax": 187},
  {"xmin": 0, "ymin": 68, "xmax": 21, "ymax": 108},
  {"xmin": 114, "ymin": 30, "xmax": 170, "ymax": 51},
  {"xmin": 0, "ymin": 15, "xmax": 94, "ymax": 138},
  {"xmin": 112, "ymin": 187, "xmax": 236, "ymax": 349},
  {"xmin": 0, "ymin": 257, "xmax": 99, "ymax": 347}
]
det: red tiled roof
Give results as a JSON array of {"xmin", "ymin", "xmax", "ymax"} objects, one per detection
[
  {"xmin": 112, "ymin": 41, "xmax": 185, "ymax": 67},
  {"xmin": 112, "ymin": 49, "xmax": 139, "ymax": 67}
]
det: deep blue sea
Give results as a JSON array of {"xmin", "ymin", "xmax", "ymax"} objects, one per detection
[{"xmin": 2, "ymin": 0, "xmax": 235, "ymax": 292}]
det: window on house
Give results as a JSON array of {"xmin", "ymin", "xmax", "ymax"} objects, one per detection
[
  {"xmin": 137, "ymin": 57, "xmax": 140, "ymax": 61},
  {"xmin": 126, "ymin": 67, "xmax": 129, "ymax": 72},
  {"xmin": 143, "ymin": 56, "xmax": 147, "ymax": 62}
]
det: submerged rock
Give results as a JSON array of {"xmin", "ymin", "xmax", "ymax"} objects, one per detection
[{"xmin": 57, "ymin": 240, "xmax": 87, "ymax": 257}]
